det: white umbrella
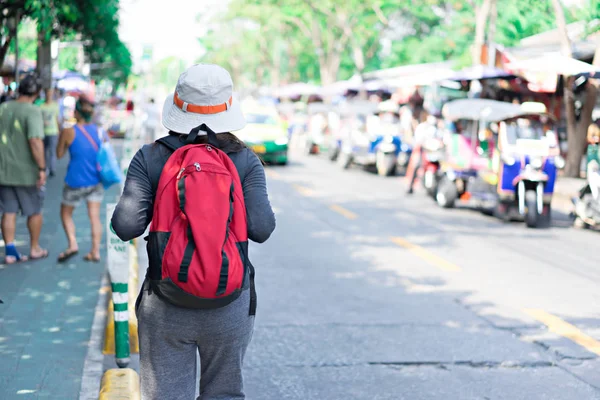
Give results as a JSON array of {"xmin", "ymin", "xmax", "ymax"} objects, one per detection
[
  {"xmin": 56, "ymin": 76, "xmax": 90, "ymax": 92},
  {"xmin": 506, "ymin": 53, "xmax": 600, "ymax": 77}
]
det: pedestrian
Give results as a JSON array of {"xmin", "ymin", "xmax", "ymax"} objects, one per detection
[
  {"xmin": 55, "ymin": 97, "xmax": 104, "ymax": 263},
  {"xmin": 1, "ymin": 86, "xmax": 15, "ymax": 103},
  {"xmin": 407, "ymin": 111, "xmax": 438, "ymax": 194},
  {"xmin": 111, "ymin": 64, "xmax": 276, "ymax": 400},
  {"xmin": 40, "ymin": 88, "xmax": 61, "ymax": 177},
  {"xmin": 0, "ymin": 73, "xmax": 49, "ymax": 263}
]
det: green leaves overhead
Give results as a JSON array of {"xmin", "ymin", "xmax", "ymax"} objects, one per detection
[
  {"xmin": 198, "ymin": 0, "xmax": 593, "ymax": 87},
  {"xmin": 1, "ymin": 0, "xmax": 131, "ymax": 87}
]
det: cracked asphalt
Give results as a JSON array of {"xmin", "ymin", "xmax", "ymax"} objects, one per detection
[{"xmin": 242, "ymin": 147, "xmax": 600, "ymax": 399}]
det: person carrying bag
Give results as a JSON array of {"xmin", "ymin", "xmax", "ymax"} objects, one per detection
[{"xmin": 111, "ymin": 64, "xmax": 276, "ymax": 400}]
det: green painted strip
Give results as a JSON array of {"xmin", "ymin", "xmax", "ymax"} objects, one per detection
[
  {"xmin": 111, "ymin": 282, "xmax": 128, "ymax": 292},
  {"xmin": 113, "ymin": 302, "xmax": 128, "ymax": 312},
  {"xmin": 114, "ymin": 320, "xmax": 130, "ymax": 360}
]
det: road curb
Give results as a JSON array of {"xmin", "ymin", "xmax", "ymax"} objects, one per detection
[
  {"xmin": 103, "ymin": 239, "xmax": 139, "ymax": 355},
  {"xmin": 98, "ymin": 368, "xmax": 140, "ymax": 400}
]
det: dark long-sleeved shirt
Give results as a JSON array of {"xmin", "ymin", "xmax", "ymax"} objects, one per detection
[{"xmin": 111, "ymin": 134, "xmax": 276, "ymax": 245}]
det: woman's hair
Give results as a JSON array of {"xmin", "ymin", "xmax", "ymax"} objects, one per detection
[
  {"xmin": 170, "ymin": 131, "xmax": 248, "ymax": 154},
  {"xmin": 75, "ymin": 97, "xmax": 94, "ymax": 123}
]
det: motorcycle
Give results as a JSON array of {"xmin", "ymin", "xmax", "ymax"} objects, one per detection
[
  {"xmin": 421, "ymin": 137, "xmax": 445, "ymax": 197},
  {"xmin": 573, "ymin": 142, "xmax": 600, "ymax": 228}
]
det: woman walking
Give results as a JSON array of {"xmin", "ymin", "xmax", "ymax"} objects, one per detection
[
  {"xmin": 40, "ymin": 88, "xmax": 61, "ymax": 177},
  {"xmin": 111, "ymin": 64, "xmax": 275, "ymax": 400},
  {"xmin": 56, "ymin": 97, "xmax": 104, "ymax": 263}
]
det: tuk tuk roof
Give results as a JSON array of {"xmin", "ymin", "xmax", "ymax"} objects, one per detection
[{"xmin": 442, "ymin": 99, "xmax": 549, "ymax": 122}]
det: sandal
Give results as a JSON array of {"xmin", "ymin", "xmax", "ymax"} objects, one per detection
[
  {"xmin": 29, "ymin": 249, "xmax": 49, "ymax": 261},
  {"xmin": 4, "ymin": 253, "xmax": 29, "ymax": 264},
  {"xmin": 84, "ymin": 253, "xmax": 101, "ymax": 263},
  {"xmin": 58, "ymin": 249, "xmax": 79, "ymax": 263}
]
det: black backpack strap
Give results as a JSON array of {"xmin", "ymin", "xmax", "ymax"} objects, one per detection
[
  {"xmin": 156, "ymin": 124, "xmax": 220, "ymax": 151},
  {"xmin": 248, "ymin": 264, "xmax": 256, "ymax": 316},
  {"xmin": 156, "ymin": 134, "xmax": 185, "ymax": 152},
  {"xmin": 186, "ymin": 123, "xmax": 220, "ymax": 147}
]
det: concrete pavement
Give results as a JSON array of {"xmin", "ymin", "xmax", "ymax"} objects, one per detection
[{"xmin": 0, "ymin": 153, "xmax": 121, "ymax": 399}]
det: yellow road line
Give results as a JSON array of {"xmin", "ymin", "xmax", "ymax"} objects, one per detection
[
  {"xmin": 293, "ymin": 184, "xmax": 315, "ymax": 197},
  {"xmin": 390, "ymin": 237, "xmax": 462, "ymax": 272},
  {"xmin": 265, "ymin": 169, "xmax": 282, "ymax": 179},
  {"xmin": 99, "ymin": 368, "xmax": 140, "ymax": 400},
  {"xmin": 524, "ymin": 309, "xmax": 600, "ymax": 356},
  {"xmin": 329, "ymin": 204, "xmax": 358, "ymax": 220}
]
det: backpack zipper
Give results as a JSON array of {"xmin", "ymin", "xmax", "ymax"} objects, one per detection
[{"xmin": 177, "ymin": 163, "xmax": 202, "ymax": 179}]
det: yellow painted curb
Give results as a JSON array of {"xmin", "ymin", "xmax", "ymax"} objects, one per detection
[
  {"xmin": 99, "ymin": 368, "xmax": 140, "ymax": 400},
  {"xmin": 103, "ymin": 241, "xmax": 140, "ymax": 355}
]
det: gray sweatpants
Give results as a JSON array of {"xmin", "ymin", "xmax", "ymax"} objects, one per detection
[{"xmin": 136, "ymin": 287, "xmax": 254, "ymax": 400}]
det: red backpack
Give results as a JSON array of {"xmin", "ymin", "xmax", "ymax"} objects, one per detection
[{"xmin": 145, "ymin": 124, "xmax": 255, "ymax": 314}]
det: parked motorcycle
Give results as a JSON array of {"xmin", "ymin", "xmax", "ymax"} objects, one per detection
[
  {"xmin": 573, "ymin": 167, "xmax": 600, "ymax": 228},
  {"xmin": 573, "ymin": 128, "xmax": 600, "ymax": 228}
]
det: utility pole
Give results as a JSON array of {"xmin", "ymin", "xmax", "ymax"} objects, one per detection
[
  {"xmin": 487, "ymin": 0, "xmax": 497, "ymax": 67},
  {"xmin": 473, "ymin": 0, "xmax": 492, "ymax": 65},
  {"xmin": 37, "ymin": 31, "xmax": 52, "ymax": 89}
]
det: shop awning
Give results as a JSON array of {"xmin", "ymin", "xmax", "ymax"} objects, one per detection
[
  {"xmin": 447, "ymin": 65, "xmax": 517, "ymax": 82},
  {"xmin": 276, "ymin": 82, "xmax": 322, "ymax": 98},
  {"xmin": 506, "ymin": 53, "xmax": 600, "ymax": 78}
]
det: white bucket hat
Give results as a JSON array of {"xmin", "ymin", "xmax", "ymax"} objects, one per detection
[{"xmin": 162, "ymin": 64, "xmax": 246, "ymax": 134}]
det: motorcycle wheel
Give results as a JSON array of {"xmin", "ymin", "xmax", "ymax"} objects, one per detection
[
  {"xmin": 436, "ymin": 178, "xmax": 457, "ymax": 208},
  {"xmin": 339, "ymin": 152, "xmax": 353, "ymax": 169},
  {"xmin": 376, "ymin": 152, "xmax": 397, "ymax": 176},
  {"xmin": 329, "ymin": 147, "xmax": 340, "ymax": 162},
  {"xmin": 525, "ymin": 190, "xmax": 540, "ymax": 228},
  {"xmin": 423, "ymin": 170, "xmax": 437, "ymax": 197}
]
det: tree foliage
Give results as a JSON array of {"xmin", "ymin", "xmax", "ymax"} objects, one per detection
[
  {"xmin": 197, "ymin": 0, "xmax": 595, "ymax": 87},
  {"xmin": 0, "ymin": 0, "xmax": 131, "ymax": 87}
]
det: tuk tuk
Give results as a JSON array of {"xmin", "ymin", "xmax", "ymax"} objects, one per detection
[
  {"xmin": 337, "ymin": 100, "xmax": 378, "ymax": 170},
  {"xmin": 338, "ymin": 100, "xmax": 412, "ymax": 176},
  {"xmin": 305, "ymin": 102, "xmax": 332, "ymax": 155},
  {"xmin": 437, "ymin": 99, "xmax": 563, "ymax": 228}
]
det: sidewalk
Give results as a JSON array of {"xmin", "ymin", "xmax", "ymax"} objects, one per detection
[{"xmin": 0, "ymin": 154, "xmax": 121, "ymax": 399}]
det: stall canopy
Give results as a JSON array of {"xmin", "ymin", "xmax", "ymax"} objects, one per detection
[
  {"xmin": 54, "ymin": 70, "xmax": 90, "ymax": 93},
  {"xmin": 442, "ymin": 99, "xmax": 548, "ymax": 122},
  {"xmin": 506, "ymin": 53, "xmax": 600, "ymax": 78},
  {"xmin": 276, "ymin": 82, "xmax": 322, "ymax": 98},
  {"xmin": 447, "ymin": 65, "xmax": 517, "ymax": 82}
]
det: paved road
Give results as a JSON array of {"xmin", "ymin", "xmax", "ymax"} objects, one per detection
[
  {"xmin": 3, "ymin": 137, "xmax": 600, "ymax": 399},
  {"xmin": 243, "ymin": 148, "xmax": 600, "ymax": 399}
]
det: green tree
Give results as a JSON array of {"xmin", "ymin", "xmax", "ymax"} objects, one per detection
[
  {"xmin": 197, "ymin": 0, "xmax": 594, "ymax": 90},
  {"xmin": 0, "ymin": 0, "xmax": 131, "ymax": 88}
]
